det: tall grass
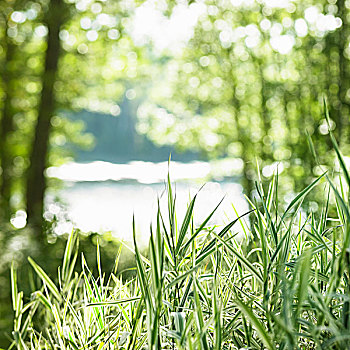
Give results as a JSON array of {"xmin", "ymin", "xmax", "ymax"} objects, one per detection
[{"xmin": 9, "ymin": 125, "xmax": 350, "ymax": 349}]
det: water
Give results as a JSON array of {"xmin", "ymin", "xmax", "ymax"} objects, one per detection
[{"xmin": 45, "ymin": 160, "xmax": 249, "ymax": 244}]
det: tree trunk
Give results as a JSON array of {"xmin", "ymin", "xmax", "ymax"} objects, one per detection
[
  {"xmin": 0, "ymin": 17, "xmax": 16, "ymax": 220},
  {"xmin": 231, "ymin": 89, "xmax": 254, "ymax": 200},
  {"xmin": 257, "ymin": 58, "xmax": 271, "ymax": 163},
  {"xmin": 336, "ymin": 0, "xmax": 349, "ymax": 143},
  {"xmin": 26, "ymin": 0, "xmax": 64, "ymax": 233}
]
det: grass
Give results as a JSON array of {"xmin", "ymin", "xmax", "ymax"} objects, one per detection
[{"xmin": 8, "ymin": 122, "xmax": 350, "ymax": 349}]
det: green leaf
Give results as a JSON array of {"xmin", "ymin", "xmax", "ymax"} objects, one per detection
[
  {"xmin": 180, "ymin": 197, "xmax": 224, "ymax": 256},
  {"xmin": 234, "ymin": 298, "xmax": 274, "ymax": 350},
  {"xmin": 176, "ymin": 194, "xmax": 197, "ymax": 254},
  {"xmin": 212, "ymin": 232, "xmax": 264, "ymax": 283},
  {"xmin": 11, "ymin": 262, "xmax": 18, "ymax": 312},
  {"xmin": 278, "ymin": 171, "xmax": 327, "ymax": 230},
  {"xmin": 28, "ymin": 257, "xmax": 62, "ymax": 302}
]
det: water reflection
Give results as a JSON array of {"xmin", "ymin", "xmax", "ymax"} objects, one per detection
[
  {"xmin": 47, "ymin": 161, "xmax": 249, "ymax": 245},
  {"xmin": 47, "ymin": 160, "xmax": 224, "ymax": 183}
]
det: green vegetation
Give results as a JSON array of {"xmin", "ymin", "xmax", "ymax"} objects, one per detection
[
  {"xmin": 138, "ymin": 0, "xmax": 350, "ymax": 198},
  {"xmin": 2, "ymin": 0, "xmax": 350, "ymax": 231},
  {"xmin": 2, "ymin": 0, "xmax": 350, "ymax": 348},
  {"xmin": 8, "ymin": 130, "xmax": 350, "ymax": 349},
  {"xmin": 0, "ymin": 0, "xmax": 144, "ymax": 231}
]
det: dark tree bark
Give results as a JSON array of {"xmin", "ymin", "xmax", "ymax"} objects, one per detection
[
  {"xmin": 26, "ymin": 0, "xmax": 65, "ymax": 232},
  {"xmin": 0, "ymin": 16, "xmax": 16, "ymax": 220}
]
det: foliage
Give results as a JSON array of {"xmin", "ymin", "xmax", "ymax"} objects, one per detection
[
  {"xmin": 0, "ymin": 226, "xmax": 135, "ymax": 347},
  {"xmin": 0, "ymin": 0, "xmax": 146, "ymax": 223},
  {"xmin": 2, "ymin": 0, "xmax": 350, "ymax": 348},
  {"xmin": 8, "ymin": 135, "xmax": 350, "ymax": 349},
  {"xmin": 138, "ymin": 0, "xmax": 350, "ymax": 198}
]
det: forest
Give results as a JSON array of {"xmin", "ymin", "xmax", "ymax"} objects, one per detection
[{"xmin": 1, "ymin": 0, "xmax": 350, "ymax": 348}]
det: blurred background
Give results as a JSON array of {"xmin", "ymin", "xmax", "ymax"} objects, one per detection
[{"xmin": 1, "ymin": 0, "xmax": 349, "ymax": 345}]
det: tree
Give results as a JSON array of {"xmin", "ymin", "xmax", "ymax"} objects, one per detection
[
  {"xmin": 0, "ymin": 0, "xmax": 38, "ymax": 220},
  {"xmin": 26, "ymin": 0, "xmax": 66, "ymax": 231},
  {"xmin": 0, "ymin": 0, "xmax": 146, "ymax": 342},
  {"xmin": 0, "ymin": 0, "xmax": 145, "ymax": 233},
  {"xmin": 137, "ymin": 0, "xmax": 349, "ymax": 202},
  {"xmin": 0, "ymin": 4, "xmax": 17, "ymax": 220}
]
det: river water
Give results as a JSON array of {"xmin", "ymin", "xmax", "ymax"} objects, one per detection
[{"xmin": 44, "ymin": 160, "xmax": 248, "ymax": 244}]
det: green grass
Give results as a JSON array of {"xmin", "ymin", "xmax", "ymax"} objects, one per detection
[{"xmin": 8, "ymin": 126, "xmax": 350, "ymax": 349}]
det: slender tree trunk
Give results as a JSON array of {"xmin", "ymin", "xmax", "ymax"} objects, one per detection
[
  {"xmin": 225, "ymin": 49, "xmax": 255, "ymax": 199},
  {"xmin": 0, "ymin": 18, "xmax": 16, "ymax": 220},
  {"xmin": 26, "ymin": 0, "xmax": 64, "ymax": 233},
  {"xmin": 256, "ymin": 11, "xmax": 271, "ymax": 166},
  {"xmin": 231, "ymin": 90, "xmax": 254, "ymax": 199},
  {"xmin": 336, "ymin": 0, "xmax": 349, "ymax": 143},
  {"xmin": 257, "ymin": 58, "xmax": 271, "ymax": 162}
]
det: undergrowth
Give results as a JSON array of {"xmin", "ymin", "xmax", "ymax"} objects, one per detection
[{"xmin": 8, "ymin": 112, "xmax": 350, "ymax": 349}]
